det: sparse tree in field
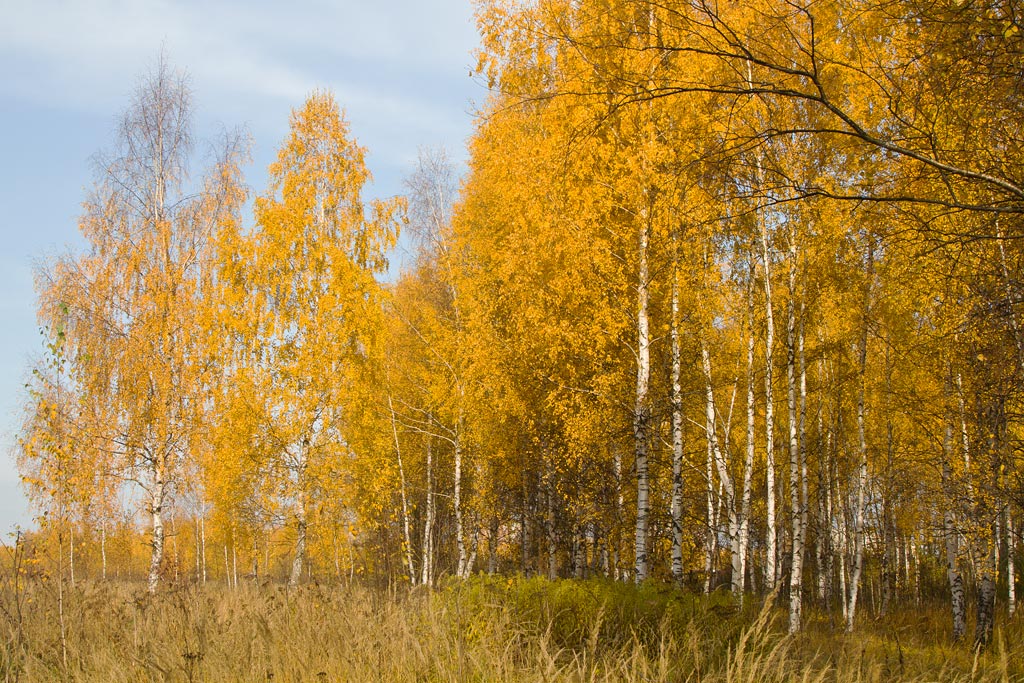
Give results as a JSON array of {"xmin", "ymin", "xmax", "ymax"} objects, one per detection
[{"xmin": 31, "ymin": 57, "xmax": 247, "ymax": 593}]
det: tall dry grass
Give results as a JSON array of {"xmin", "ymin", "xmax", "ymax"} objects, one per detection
[{"xmin": 0, "ymin": 573, "xmax": 1019, "ymax": 682}]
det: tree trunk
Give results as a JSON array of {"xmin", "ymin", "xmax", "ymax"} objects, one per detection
[
  {"xmin": 761, "ymin": 216, "xmax": 778, "ymax": 592},
  {"xmin": 821, "ymin": 452, "xmax": 835, "ymax": 609},
  {"xmin": 455, "ymin": 426, "xmax": 468, "ymax": 579},
  {"xmin": 195, "ymin": 517, "xmax": 202, "ymax": 583},
  {"xmin": 467, "ymin": 522, "xmax": 479, "ymax": 576},
  {"xmin": 147, "ymin": 474, "xmax": 167, "ymax": 594},
  {"xmin": 613, "ymin": 448, "xmax": 624, "ymax": 580},
  {"xmin": 1008, "ymin": 510, "xmax": 1017, "ymax": 617},
  {"xmin": 787, "ymin": 243, "xmax": 801, "ymax": 633},
  {"xmin": 976, "ymin": 542, "xmax": 997, "ymax": 648},
  {"xmin": 671, "ymin": 263, "xmax": 685, "ymax": 585},
  {"xmin": 488, "ymin": 515, "xmax": 499, "ymax": 575},
  {"xmin": 422, "ymin": 438, "xmax": 435, "ymax": 586},
  {"xmin": 816, "ymin": 370, "xmax": 834, "ymax": 609},
  {"xmin": 701, "ymin": 342, "xmax": 738, "ymax": 595},
  {"xmin": 547, "ymin": 478, "xmax": 558, "ymax": 580},
  {"xmin": 573, "ymin": 525, "xmax": 585, "ymax": 578},
  {"xmin": 846, "ymin": 241, "xmax": 873, "ymax": 632},
  {"xmin": 789, "ymin": 297, "xmax": 808, "ymax": 633},
  {"xmin": 847, "ymin": 444, "xmax": 867, "ymax": 635},
  {"xmin": 58, "ymin": 527, "xmax": 67, "ymax": 671},
  {"xmin": 739, "ymin": 285, "xmax": 757, "ymax": 602},
  {"xmin": 633, "ymin": 220, "xmax": 652, "ymax": 583},
  {"xmin": 881, "ymin": 425, "xmax": 896, "ymax": 616},
  {"xmin": 520, "ymin": 471, "xmax": 531, "ymax": 576},
  {"xmin": 289, "ymin": 501, "xmax": 307, "ymax": 587},
  {"xmin": 975, "ymin": 400, "xmax": 1005, "ymax": 648},
  {"xmin": 201, "ymin": 515, "xmax": 207, "ymax": 584},
  {"xmin": 704, "ymin": 435, "xmax": 716, "ymax": 595},
  {"xmin": 839, "ymin": 510, "xmax": 848, "ymax": 623},
  {"xmin": 101, "ymin": 521, "xmax": 107, "ymax": 581},
  {"xmin": 957, "ymin": 375, "xmax": 973, "ymax": 502},
  {"xmin": 587, "ymin": 523, "xmax": 597, "ymax": 576}
]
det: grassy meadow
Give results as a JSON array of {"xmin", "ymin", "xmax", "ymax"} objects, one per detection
[{"xmin": 0, "ymin": 574, "xmax": 1020, "ymax": 682}]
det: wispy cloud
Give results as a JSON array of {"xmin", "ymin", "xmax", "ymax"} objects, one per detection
[
  {"xmin": 0, "ymin": 0, "xmax": 479, "ymax": 114},
  {"xmin": 0, "ymin": 0, "xmax": 483, "ymax": 183}
]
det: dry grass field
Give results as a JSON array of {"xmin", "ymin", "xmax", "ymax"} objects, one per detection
[{"xmin": 0, "ymin": 574, "xmax": 1020, "ymax": 682}]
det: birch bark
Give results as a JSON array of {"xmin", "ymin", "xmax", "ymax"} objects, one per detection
[
  {"xmin": 147, "ymin": 469, "xmax": 166, "ymax": 594},
  {"xmin": 761, "ymin": 216, "xmax": 778, "ymax": 591},
  {"xmin": 633, "ymin": 220, "xmax": 652, "ymax": 582},
  {"xmin": 739, "ymin": 284, "xmax": 756, "ymax": 601},
  {"xmin": 421, "ymin": 438, "xmax": 435, "ymax": 586},
  {"xmin": 671, "ymin": 257, "xmax": 685, "ymax": 584},
  {"xmin": 701, "ymin": 342, "xmax": 739, "ymax": 594},
  {"xmin": 847, "ymin": 241, "xmax": 873, "ymax": 632},
  {"xmin": 937, "ymin": 417, "xmax": 962, "ymax": 643}
]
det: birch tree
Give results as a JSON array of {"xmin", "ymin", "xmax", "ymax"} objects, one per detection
[
  {"xmin": 235, "ymin": 91, "xmax": 400, "ymax": 586},
  {"xmin": 34, "ymin": 58, "xmax": 247, "ymax": 592}
]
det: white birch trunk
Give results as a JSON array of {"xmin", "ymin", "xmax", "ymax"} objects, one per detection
[
  {"xmin": 200, "ymin": 515, "xmax": 207, "ymax": 584},
  {"xmin": 847, "ymin": 386, "xmax": 868, "ymax": 631},
  {"xmin": 821, "ymin": 439, "xmax": 835, "ymax": 606},
  {"xmin": 786, "ymin": 244, "xmax": 800, "ymax": 632},
  {"xmin": 790, "ymin": 304, "xmax": 808, "ymax": 632},
  {"xmin": 739, "ymin": 289, "xmax": 756, "ymax": 601},
  {"xmin": 421, "ymin": 438, "xmax": 435, "ymax": 586},
  {"xmin": 613, "ymin": 449, "xmax": 624, "ymax": 581},
  {"xmin": 633, "ymin": 221, "xmax": 652, "ymax": 583},
  {"xmin": 101, "ymin": 521, "xmax": 107, "ymax": 581},
  {"xmin": 547, "ymin": 482, "xmax": 557, "ymax": 580},
  {"xmin": 147, "ymin": 473, "xmax": 167, "ymax": 594},
  {"xmin": 995, "ymin": 509, "xmax": 1003, "ymax": 593},
  {"xmin": 289, "ymin": 497, "xmax": 307, "ymax": 587},
  {"xmin": 839, "ymin": 513, "xmax": 848, "ymax": 623},
  {"xmin": 701, "ymin": 342, "xmax": 738, "ymax": 593},
  {"xmin": 816, "ymin": 366, "xmax": 833, "ymax": 606},
  {"xmin": 704, "ymin": 436, "xmax": 716, "ymax": 594},
  {"xmin": 195, "ymin": 517, "xmax": 202, "ymax": 583},
  {"xmin": 467, "ymin": 521, "xmax": 479, "ymax": 576},
  {"xmin": 997, "ymin": 223, "xmax": 1020, "ymax": 620},
  {"xmin": 671, "ymin": 264, "xmax": 685, "ymax": 584},
  {"xmin": 455, "ymin": 422, "xmax": 468, "ymax": 579},
  {"xmin": 761, "ymin": 216, "xmax": 778, "ymax": 592},
  {"xmin": 975, "ymin": 404, "xmax": 1004, "ymax": 648},
  {"xmin": 1008, "ymin": 510, "xmax": 1017, "ymax": 617},
  {"xmin": 976, "ymin": 536, "xmax": 998, "ymax": 647},
  {"xmin": 847, "ymin": 247, "xmax": 872, "ymax": 631},
  {"xmin": 957, "ymin": 375, "xmax": 973, "ymax": 502}
]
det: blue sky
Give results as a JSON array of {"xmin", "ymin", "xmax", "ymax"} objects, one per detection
[{"xmin": 0, "ymin": 0, "xmax": 485, "ymax": 534}]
